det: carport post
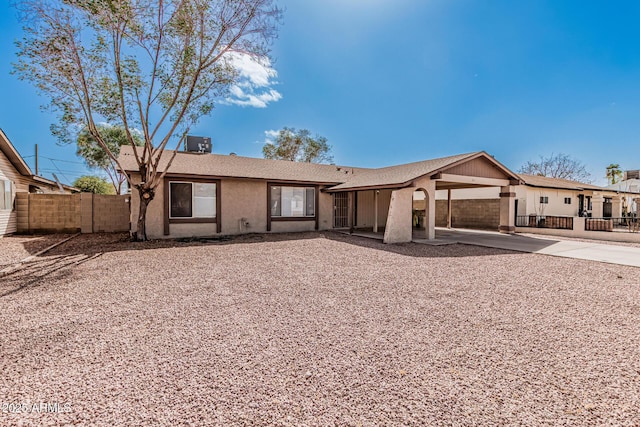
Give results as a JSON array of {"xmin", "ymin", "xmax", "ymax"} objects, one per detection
[
  {"xmin": 373, "ymin": 190, "xmax": 379, "ymax": 233},
  {"xmin": 447, "ymin": 189, "xmax": 452, "ymax": 229},
  {"xmin": 499, "ymin": 186, "xmax": 516, "ymax": 234},
  {"xmin": 348, "ymin": 191, "xmax": 355, "ymax": 233}
]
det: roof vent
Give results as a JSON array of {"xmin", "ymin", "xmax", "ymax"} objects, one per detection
[
  {"xmin": 229, "ymin": 152, "xmax": 237, "ymax": 156},
  {"xmin": 185, "ymin": 135, "xmax": 212, "ymax": 153}
]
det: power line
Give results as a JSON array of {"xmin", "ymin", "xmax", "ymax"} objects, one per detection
[
  {"xmin": 48, "ymin": 159, "xmax": 73, "ymax": 184},
  {"xmin": 40, "ymin": 155, "xmax": 85, "ymax": 165}
]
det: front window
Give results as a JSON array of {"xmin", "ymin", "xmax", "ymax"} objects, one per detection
[
  {"xmin": 0, "ymin": 180, "xmax": 12, "ymax": 210},
  {"xmin": 270, "ymin": 186, "xmax": 315, "ymax": 217},
  {"xmin": 169, "ymin": 182, "xmax": 216, "ymax": 218}
]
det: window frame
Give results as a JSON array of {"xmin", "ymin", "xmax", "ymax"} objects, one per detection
[
  {"xmin": 267, "ymin": 182, "xmax": 319, "ymax": 231},
  {"xmin": 564, "ymin": 197, "xmax": 571, "ymax": 205},
  {"xmin": 0, "ymin": 179, "xmax": 13, "ymax": 211},
  {"xmin": 539, "ymin": 196, "xmax": 549, "ymax": 204},
  {"xmin": 163, "ymin": 176, "xmax": 221, "ymax": 235}
]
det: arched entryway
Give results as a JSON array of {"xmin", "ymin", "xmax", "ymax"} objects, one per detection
[{"xmin": 412, "ymin": 188, "xmax": 429, "ymax": 239}]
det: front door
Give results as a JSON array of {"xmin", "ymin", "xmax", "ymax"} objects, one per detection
[
  {"xmin": 333, "ymin": 193, "xmax": 349, "ymax": 228},
  {"xmin": 603, "ymin": 198, "xmax": 612, "ymax": 218}
]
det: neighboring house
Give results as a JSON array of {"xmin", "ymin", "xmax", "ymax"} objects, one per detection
[
  {"xmin": 606, "ymin": 171, "xmax": 640, "ymax": 216},
  {"xmin": 0, "ymin": 128, "xmax": 76, "ymax": 235},
  {"xmin": 118, "ymin": 147, "xmax": 522, "ymax": 243},
  {"xmin": 431, "ymin": 174, "xmax": 637, "ymax": 229}
]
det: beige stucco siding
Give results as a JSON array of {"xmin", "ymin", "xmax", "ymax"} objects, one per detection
[
  {"xmin": 130, "ymin": 174, "xmax": 336, "ymax": 239},
  {"xmin": 221, "ymin": 179, "xmax": 268, "ymax": 234},
  {"xmin": 520, "ymin": 187, "xmax": 580, "ymax": 216}
]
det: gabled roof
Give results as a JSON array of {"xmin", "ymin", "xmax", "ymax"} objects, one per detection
[
  {"xmin": 0, "ymin": 128, "xmax": 33, "ymax": 176},
  {"xmin": 327, "ymin": 151, "xmax": 521, "ymax": 191},
  {"xmin": 0, "ymin": 128, "xmax": 78, "ymax": 192},
  {"xmin": 518, "ymin": 174, "xmax": 605, "ymax": 191},
  {"xmin": 118, "ymin": 145, "xmax": 365, "ymax": 184},
  {"xmin": 118, "ymin": 147, "xmax": 522, "ymax": 191}
]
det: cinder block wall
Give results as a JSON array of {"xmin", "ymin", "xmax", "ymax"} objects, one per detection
[
  {"xmin": 18, "ymin": 193, "xmax": 130, "ymax": 234},
  {"xmin": 435, "ymin": 199, "xmax": 500, "ymax": 230},
  {"xmin": 15, "ymin": 193, "xmax": 29, "ymax": 233},
  {"xmin": 92, "ymin": 195, "xmax": 130, "ymax": 232},
  {"xmin": 28, "ymin": 194, "xmax": 81, "ymax": 233}
]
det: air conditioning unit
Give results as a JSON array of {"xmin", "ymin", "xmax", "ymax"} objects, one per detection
[
  {"xmin": 624, "ymin": 170, "xmax": 640, "ymax": 180},
  {"xmin": 185, "ymin": 136, "xmax": 212, "ymax": 153}
]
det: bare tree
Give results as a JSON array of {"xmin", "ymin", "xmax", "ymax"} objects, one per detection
[
  {"xmin": 14, "ymin": 0, "xmax": 282, "ymax": 240},
  {"xmin": 519, "ymin": 153, "xmax": 592, "ymax": 183}
]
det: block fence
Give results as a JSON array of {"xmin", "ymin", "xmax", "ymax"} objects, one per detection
[
  {"xmin": 435, "ymin": 199, "xmax": 500, "ymax": 230},
  {"xmin": 15, "ymin": 193, "xmax": 130, "ymax": 234}
]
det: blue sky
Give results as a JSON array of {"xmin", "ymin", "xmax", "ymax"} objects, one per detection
[{"xmin": 1, "ymin": 0, "xmax": 639, "ymax": 186}]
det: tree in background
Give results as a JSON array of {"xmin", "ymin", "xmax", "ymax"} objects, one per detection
[
  {"xmin": 73, "ymin": 175, "xmax": 116, "ymax": 195},
  {"xmin": 519, "ymin": 153, "xmax": 592, "ymax": 183},
  {"xmin": 77, "ymin": 124, "xmax": 144, "ymax": 195},
  {"xmin": 605, "ymin": 163, "xmax": 623, "ymax": 185},
  {"xmin": 14, "ymin": 0, "xmax": 281, "ymax": 240},
  {"xmin": 263, "ymin": 128, "xmax": 333, "ymax": 163}
]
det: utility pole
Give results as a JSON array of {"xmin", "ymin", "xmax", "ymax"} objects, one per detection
[{"xmin": 35, "ymin": 144, "xmax": 39, "ymax": 176}]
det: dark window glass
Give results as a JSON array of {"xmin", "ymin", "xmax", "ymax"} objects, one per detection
[
  {"xmin": 170, "ymin": 182, "xmax": 192, "ymax": 218},
  {"xmin": 270, "ymin": 186, "xmax": 281, "ymax": 216},
  {"xmin": 306, "ymin": 188, "xmax": 315, "ymax": 216}
]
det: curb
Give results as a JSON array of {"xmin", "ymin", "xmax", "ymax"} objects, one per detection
[{"xmin": 0, "ymin": 233, "xmax": 81, "ymax": 277}]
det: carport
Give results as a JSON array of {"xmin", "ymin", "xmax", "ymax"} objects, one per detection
[{"xmin": 326, "ymin": 152, "xmax": 522, "ymax": 243}]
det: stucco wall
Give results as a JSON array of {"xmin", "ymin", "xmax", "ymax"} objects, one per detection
[{"xmin": 130, "ymin": 174, "xmax": 335, "ymax": 239}]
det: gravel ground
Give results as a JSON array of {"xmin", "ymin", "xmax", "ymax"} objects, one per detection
[
  {"xmin": 0, "ymin": 234, "xmax": 75, "ymax": 268},
  {"xmin": 1, "ymin": 232, "xmax": 640, "ymax": 426}
]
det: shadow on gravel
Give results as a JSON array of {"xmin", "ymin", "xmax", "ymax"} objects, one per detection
[
  {"xmin": 0, "ymin": 253, "xmax": 102, "ymax": 298},
  {"xmin": 323, "ymin": 232, "xmax": 522, "ymax": 258},
  {"xmin": 33, "ymin": 231, "xmax": 524, "ymax": 261}
]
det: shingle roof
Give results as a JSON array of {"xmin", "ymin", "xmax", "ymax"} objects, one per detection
[
  {"xmin": 518, "ymin": 174, "xmax": 605, "ymax": 191},
  {"xmin": 118, "ymin": 147, "xmax": 517, "ymax": 191},
  {"xmin": 118, "ymin": 146, "xmax": 365, "ymax": 184},
  {"xmin": 327, "ymin": 152, "xmax": 482, "ymax": 191},
  {"xmin": 0, "ymin": 128, "xmax": 33, "ymax": 176}
]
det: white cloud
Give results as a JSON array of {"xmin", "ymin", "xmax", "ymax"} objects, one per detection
[
  {"xmin": 223, "ymin": 52, "xmax": 282, "ymax": 108},
  {"xmin": 257, "ymin": 129, "xmax": 280, "ymax": 145}
]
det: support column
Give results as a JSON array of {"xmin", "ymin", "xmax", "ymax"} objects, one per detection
[
  {"xmin": 611, "ymin": 195, "xmax": 623, "ymax": 218},
  {"xmin": 383, "ymin": 188, "xmax": 414, "ymax": 244},
  {"xmin": 425, "ymin": 186, "xmax": 436, "ymax": 240},
  {"xmin": 499, "ymin": 186, "xmax": 516, "ymax": 234},
  {"xmin": 446, "ymin": 189, "xmax": 452, "ymax": 229},
  {"xmin": 591, "ymin": 194, "xmax": 604, "ymax": 218},
  {"xmin": 373, "ymin": 190, "xmax": 379, "ymax": 233}
]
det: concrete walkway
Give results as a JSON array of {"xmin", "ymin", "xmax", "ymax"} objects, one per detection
[{"xmin": 352, "ymin": 228, "xmax": 640, "ymax": 268}]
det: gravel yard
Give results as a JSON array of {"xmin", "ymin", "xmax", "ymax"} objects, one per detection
[
  {"xmin": 1, "ymin": 232, "xmax": 639, "ymax": 426},
  {"xmin": 0, "ymin": 234, "xmax": 75, "ymax": 268}
]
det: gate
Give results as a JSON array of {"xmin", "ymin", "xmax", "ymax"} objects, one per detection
[{"xmin": 333, "ymin": 193, "xmax": 349, "ymax": 228}]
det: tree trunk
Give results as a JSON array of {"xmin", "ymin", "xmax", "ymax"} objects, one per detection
[{"xmin": 135, "ymin": 186, "xmax": 155, "ymax": 241}]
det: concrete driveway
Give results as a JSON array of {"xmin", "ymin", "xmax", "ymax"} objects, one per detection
[{"xmin": 424, "ymin": 228, "xmax": 640, "ymax": 268}]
